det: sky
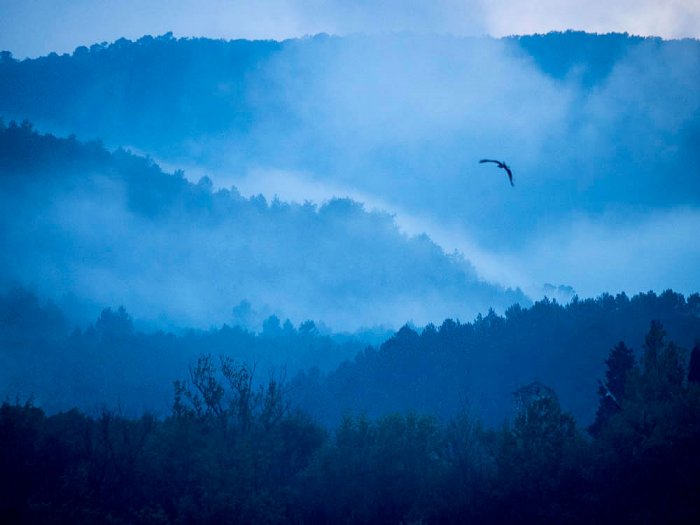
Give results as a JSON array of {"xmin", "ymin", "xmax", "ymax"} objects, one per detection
[{"xmin": 1, "ymin": 0, "xmax": 699, "ymax": 58}]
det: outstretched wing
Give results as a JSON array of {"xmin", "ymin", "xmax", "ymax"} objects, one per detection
[
  {"xmin": 479, "ymin": 159, "xmax": 499, "ymax": 164},
  {"xmin": 504, "ymin": 165, "xmax": 514, "ymax": 186}
]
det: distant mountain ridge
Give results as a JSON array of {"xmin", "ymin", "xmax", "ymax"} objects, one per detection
[{"xmin": 2, "ymin": 31, "xmax": 692, "ymax": 153}]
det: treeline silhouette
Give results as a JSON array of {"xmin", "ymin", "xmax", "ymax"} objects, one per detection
[
  {"xmin": 1, "ymin": 31, "xmax": 678, "ymax": 151},
  {"xmin": 0, "ymin": 287, "xmax": 369, "ymax": 415},
  {"xmin": 0, "ymin": 33, "xmax": 634, "ymax": 144},
  {"xmin": 2, "ymin": 284, "xmax": 699, "ymax": 427},
  {"xmin": 0, "ymin": 33, "xmax": 281, "ymax": 151},
  {"xmin": 2, "ymin": 321, "xmax": 700, "ymax": 524},
  {"xmin": 508, "ymin": 31, "xmax": 695, "ymax": 85},
  {"xmin": 292, "ymin": 289, "xmax": 700, "ymax": 427}
]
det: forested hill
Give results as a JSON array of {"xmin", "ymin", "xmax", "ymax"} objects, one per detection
[
  {"xmin": 0, "ymin": 34, "xmax": 282, "ymax": 153},
  {"xmin": 0, "ymin": 121, "xmax": 525, "ymax": 329},
  {"xmin": 2, "ymin": 30, "xmax": 697, "ymax": 261},
  {"xmin": 292, "ymin": 290, "xmax": 700, "ymax": 427},
  {"xmin": 0, "ymin": 287, "xmax": 371, "ymax": 415},
  {"xmin": 1, "ymin": 31, "xmax": 695, "ymax": 155},
  {"xmin": 2, "ymin": 27, "xmax": 700, "ymax": 525},
  {"xmin": 3, "ymin": 284, "xmax": 698, "ymax": 426},
  {"xmin": 508, "ymin": 31, "xmax": 693, "ymax": 84},
  {"xmin": 2, "ymin": 290, "xmax": 700, "ymax": 524}
]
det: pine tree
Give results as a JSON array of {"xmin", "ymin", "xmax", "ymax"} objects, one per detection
[{"xmin": 589, "ymin": 341, "xmax": 635, "ymax": 436}]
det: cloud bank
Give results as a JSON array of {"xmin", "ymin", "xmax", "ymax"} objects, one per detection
[
  {"xmin": 0, "ymin": 33, "xmax": 698, "ymax": 315},
  {"xmin": 0, "ymin": 122, "xmax": 526, "ymax": 330}
]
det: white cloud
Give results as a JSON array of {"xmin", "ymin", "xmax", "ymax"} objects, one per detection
[
  {"xmin": 495, "ymin": 208, "xmax": 700, "ymax": 298},
  {"xmin": 236, "ymin": 168, "xmax": 700, "ymax": 301},
  {"xmin": 480, "ymin": 0, "xmax": 700, "ymax": 39}
]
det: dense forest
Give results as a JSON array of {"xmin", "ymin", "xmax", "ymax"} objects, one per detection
[
  {"xmin": 0, "ymin": 286, "xmax": 374, "ymax": 415},
  {"xmin": 3, "ymin": 285, "xmax": 699, "ymax": 426},
  {"xmin": 2, "ymin": 319, "xmax": 700, "ymax": 523},
  {"xmin": 293, "ymin": 289, "xmax": 700, "ymax": 427}
]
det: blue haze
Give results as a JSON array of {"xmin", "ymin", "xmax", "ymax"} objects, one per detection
[
  {"xmin": 0, "ymin": 120, "xmax": 525, "ymax": 330},
  {"xmin": 0, "ymin": 31, "xmax": 698, "ymax": 329}
]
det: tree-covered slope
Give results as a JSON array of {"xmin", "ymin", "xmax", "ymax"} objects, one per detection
[
  {"xmin": 292, "ymin": 290, "xmax": 700, "ymax": 427},
  {"xmin": 2, "ymin": 31, "xmax": 698, "ymax": 299},
  {"xmin": 0, "ymin": 286, "xmax": 369, "ymax": 415},
  {"xmin": 0, "ymin": 121, "xmax": 525, "ymax": 329},
  {"xmin": 0, "ymin": 34, "xmax": 281, "ymax": 154}
]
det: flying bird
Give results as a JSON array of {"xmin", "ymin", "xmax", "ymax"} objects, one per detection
[{"xmin": 479, "ymin": 159, "xmax": 514, "ymax": 186}]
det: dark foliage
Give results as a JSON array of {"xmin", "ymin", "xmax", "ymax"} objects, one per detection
[
  {"xmin": 2, "ymin": 321, "xmax": 700, "ymax": 523},
  {"xmin": 589, "ymin": 341, "xmax": 635, "ymax": 436},
  {"xmin": 1, "ymin": 31, "xmax": 696, "ymax": 152},
  {"xmin": 0, "ymin": 34, "xmax": 282, "ymax": 153},
  {"xmin": 508, "ymin": 31, "xmax": 684, "ymax": 86},
  {"xmin": 292, "ymin": 291, "xmax": 700, "ymax": 427},
  {"xmin": 689, "ymin": 344, "xmax": 700, "ymax": 384},
  {"xmin": 3, "ymin": 285, "xmax": 700, "ymax": 427},
  {"xmin": 0, "ymin": 287, "xmax": 366, "ymax": 415}
]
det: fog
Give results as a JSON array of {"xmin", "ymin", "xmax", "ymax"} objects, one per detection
[
  {"xmin": 0, "ymin": 122, "xmax": 525, "ymax": 330},
  {"xmin": 496, "ymin": 208, "xmax": 700, "ymax": 296},
  {"xmin": 162, "ymin": 34, "xmax": 700, "ymax": 298},
  {"xmin": 0, "ymin": 32, "xmax": 698, "ymax": 329}
]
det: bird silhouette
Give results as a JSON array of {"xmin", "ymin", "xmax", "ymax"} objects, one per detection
[{"xmin": 479, "ymin": 159, "xmax": 514, "ymax": 186}]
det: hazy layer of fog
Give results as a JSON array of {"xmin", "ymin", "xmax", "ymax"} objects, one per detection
[
  {"xmin": 147, "ymin": 34, "xmax": 700, "ymax": 298},
  {"xmin": 0, "ymin": 122, "xmax": 525, "ymax": 330},
  {"xmin": 0, "ymin": 33, "xmax": 698, "ymax": 327}
]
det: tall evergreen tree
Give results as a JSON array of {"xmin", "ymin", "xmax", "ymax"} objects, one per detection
[{"xmin": 589, "ymin": 341, "xmax": 635, "ymax": 436}]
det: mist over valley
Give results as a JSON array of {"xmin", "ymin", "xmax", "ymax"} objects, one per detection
[{"xmin": 1, "ymin": 13, "xmax": 700, "ymax": 523}]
